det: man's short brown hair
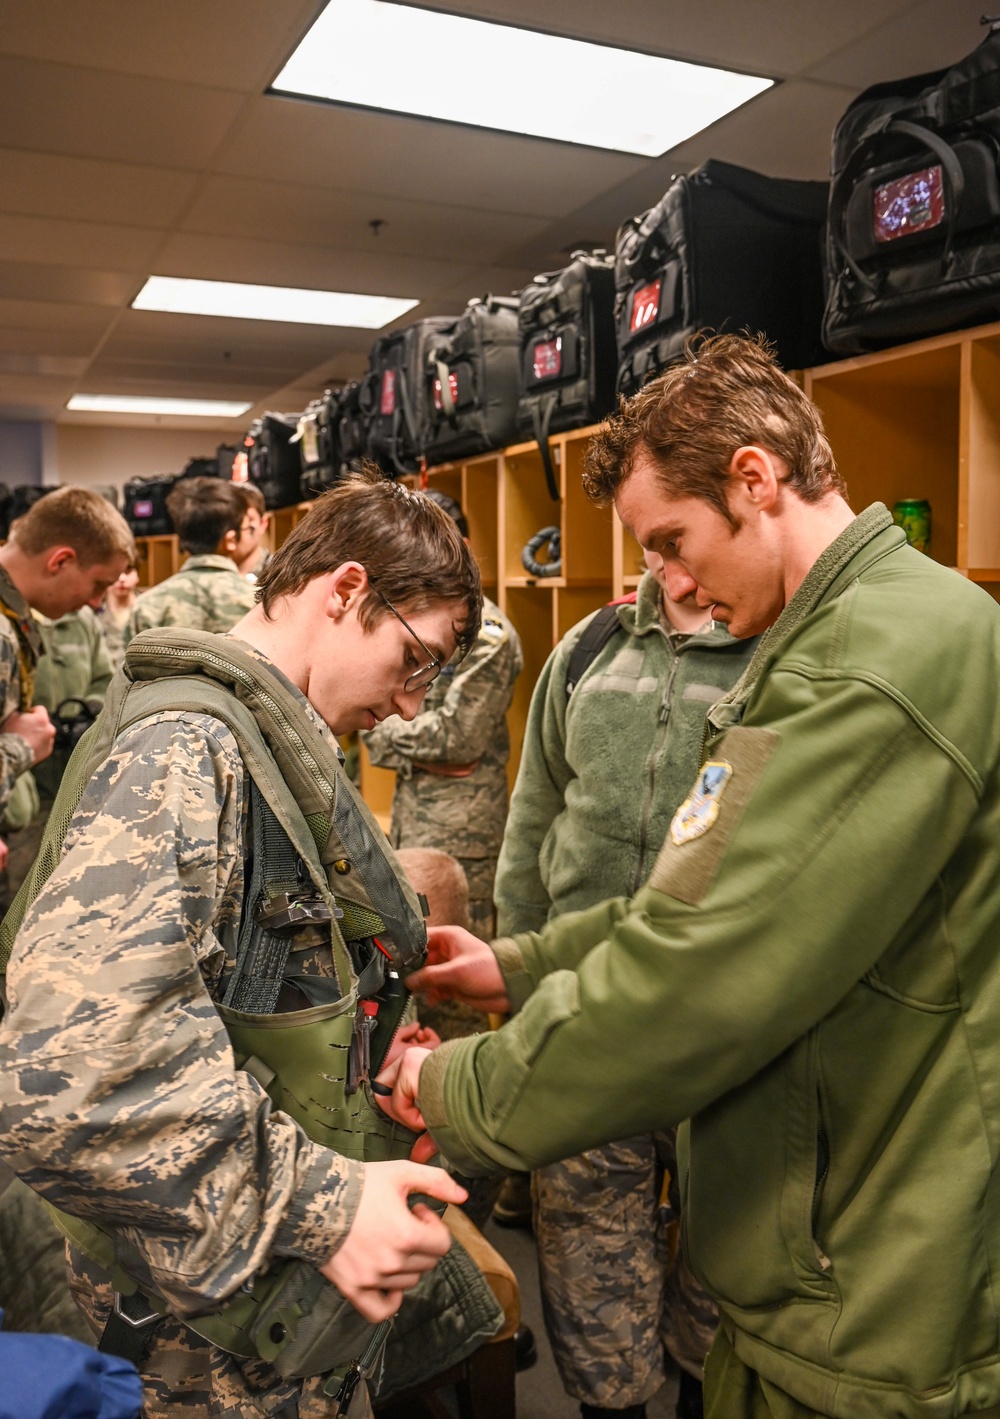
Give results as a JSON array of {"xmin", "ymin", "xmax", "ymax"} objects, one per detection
[
  {"xmin": 235, "ymin": 483, "xmax": 266, "ymax": 517},
  {"xmin": 257, "ymin": 464, "xmax": 481, "ymax": 655},
  {"xmin": 15, "ymin": 486, "xmax": 135, "ymax": 567},
  {"xmin": 166, "ymin": 477, "xmax": 245, "ymax": 555},
  {"xmin": 584, "ymin": 333, "xmax": 846, "ymax": 526}
]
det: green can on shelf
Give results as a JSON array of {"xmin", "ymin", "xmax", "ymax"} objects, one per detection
[{"xmin": 892, "ymin": 499, "xmax": 931, "ymax": 553}]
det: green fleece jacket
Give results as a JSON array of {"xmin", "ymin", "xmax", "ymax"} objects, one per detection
[
  {"xmin": 495, "ymin": 572, "xmax": 755, "ymax": 934},
  {"xmin": 418, "ymin": 504, "xmax": 1000, "ymax": 1417}
]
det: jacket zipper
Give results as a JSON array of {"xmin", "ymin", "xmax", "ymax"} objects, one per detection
[
  {"xmin": 812, "ymin": 1091, "xmax": 833, "ymax": 1272},
  {"xmin": 634, "ymin": 639, "xmax": 682, "ymax": 892}
]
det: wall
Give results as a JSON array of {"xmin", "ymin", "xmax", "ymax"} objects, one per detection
[
  {"xmin": 0, "ymin": 420, "xmax": 43, "ymax": 486},
  {"xmin": 54, "ymin": 425, "xmax": 239, "ymax": 497}
]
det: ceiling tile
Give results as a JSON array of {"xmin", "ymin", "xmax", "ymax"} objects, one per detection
[
  {"xmin": 0, "ymin": 0, "xmax": 319, "ymax": 91},
  {"xmin": 180, "ymin": 174, "xmax": 552, "ymax": 264},
  {"xmin": 0, "ymin": 214, "xmax": 163, "ymax": 273},
  {"xmin": 0, "ymin": 326, "xmax": 105, "ymax": 360},
  {"xmin": 0, "ymin": 55, "xmax": 246, "ymax": 169},
  {"xmin": 805, "ymin": 0, "xmax": 986, "ymax": 88},
  {"xmin": 0, "ymin": 148, "xmax": 199, "ymax": 227},
  {"xmin": 0, "ymin": 299, "xmax": 118, "ymax": 337},
  {"xmin": 215, "ymin": 96, "xmax": 645, "ymax": 219},
  {"xmin": 0, "ymin": 263, "xmax": 139, "ymax": 306}
]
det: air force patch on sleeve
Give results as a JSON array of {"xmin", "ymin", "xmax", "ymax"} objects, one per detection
[{"xmin": 670, "ymin": 760, "xmax": 733, "ymax": 845}]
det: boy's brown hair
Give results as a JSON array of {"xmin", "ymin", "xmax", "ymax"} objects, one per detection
[
  {"xmin": 15, "ymin": 487, "xmax": 135, "ymax": 566},
  {"xmin": 258, "ymin": 464, "xmax": 481, "ymax": 655},
  {"xmin": 584, "ymin": 333, "xmax": 846, "ymax": 527},
  {"xmin": 234, "ymin": 483, "xmax": 266, "ymax": 517},
  {"xmin": 166, "ymin": 477, "xmax": 245, "ymax": 555}
]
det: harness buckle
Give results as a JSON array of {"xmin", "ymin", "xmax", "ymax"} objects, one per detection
[{"xmin": 255, "ymin": 892, "xmax": 337, "ymax": 934}]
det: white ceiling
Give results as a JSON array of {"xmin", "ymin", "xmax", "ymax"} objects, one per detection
[{"xmin": 0, "ymin": 0, "xmax": 985, "ymax": 432}]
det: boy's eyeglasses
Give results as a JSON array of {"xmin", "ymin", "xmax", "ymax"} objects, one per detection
[{"xmin": 369, "ymin": 582, "xmax": 441, "ymax": 692}]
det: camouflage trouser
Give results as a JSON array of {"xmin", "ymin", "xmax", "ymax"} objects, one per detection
[
  {"xmin": 460, "ymin": 856, "xmax": 497, "ymax": 942},
  {"xmin": 68, "ymin": 1247, "xmax": 373, "ymax": 1419},
  {"xmin": 533, "ymin": 1131, "xmax": 717, "ymax": 1409}
]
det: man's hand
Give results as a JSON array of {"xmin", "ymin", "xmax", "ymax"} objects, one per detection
[
  {"xmin": 320, "ymin": 1160, "xmax": 466, "ymax": 1321},
  {"xmin": 383, "ymin": 1019, "xmax": 442, "ymax": 1069},
  {"xmin": 406, "ymin": 925, "xmax": 510, "ymax": 1013},
  {"xmin": 2, "ymin": 706, "xmax": 56, "ymax": 765},
  {"xmin": 375, "ymin": 1047, "xmax": 440, "ymax": 1164}
]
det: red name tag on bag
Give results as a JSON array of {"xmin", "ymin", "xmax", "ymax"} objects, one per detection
[
  {"xmin": 380, "ymin": 369, "xmax": 396, "ymax": 415},
  {"xmin": 630, "ymin": 277, "xmax": 662, "ymax": 332},
  {"xmin": 874, "ymin": 165, "xmax": 945, "ymax": 243},
  {"xmin": 532, "ymin": 337, "xmax": 562, "ymax": 381}
]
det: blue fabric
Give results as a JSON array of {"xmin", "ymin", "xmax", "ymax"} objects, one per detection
[{"xmin": 0, "ymin": 1312, "xmax": 142, "ymax": 1419}]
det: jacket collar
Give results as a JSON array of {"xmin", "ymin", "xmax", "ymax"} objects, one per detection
[
  {"xmin": 0, "ymin": 562, "xmax": 43, "ymax": 661},
  {"xmin": 181, "ymin": 553, "xmax": 241, "ymax": 573},
  {"xmin": 620, "ymin": 570, "xmax": 735, "ymax": 649},
  {"xmin": 707, "ymin": 502, "xmax": 900, "ymax": 735}
]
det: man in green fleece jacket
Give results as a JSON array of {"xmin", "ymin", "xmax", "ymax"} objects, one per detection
[
  {"xmin": 379, "ymin": 333, "xmax": 1000, "ymax": 1419},
  {"xmin": 495, "ymin": 557, "xmax": 753, "ymax": 1419}
]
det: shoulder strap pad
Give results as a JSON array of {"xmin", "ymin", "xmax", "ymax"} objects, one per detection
[{"xmin": 565, "ymin": 599, "xmax": 632, "ymax": 697}]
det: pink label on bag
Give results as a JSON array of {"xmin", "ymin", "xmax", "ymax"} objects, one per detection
[
  {"xmin": 532, "ymin": 338, "xmax": 562, "ymax": 381},
  {"xmin": 630, "ymin": 277, "xmax": 662, "ymax": 332},
  {"xmin": 380, "ymin": 369, "xmax": 396, "ymax": 415}
]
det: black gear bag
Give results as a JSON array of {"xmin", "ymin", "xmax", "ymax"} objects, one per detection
[
  {"xmin": 517, "ymin": 251, "xmax": 617, "ymax": 500},
  {"xmin": 615, "ymin": 160, "xmax": 829, "ymax": 395},
  {"xmin": 123, "ymin": 475, "xmax": 176, "ymax": 536},
  {"xmin": 823, "ymin": 23, "xmax": 1000, "ymax": 355},
  {"xmin": 295, "ymin": 392, "xmax": 340, "ymax": 499},
  {"xmin": 333, "ymin": 380, "xmax": 369, "ymax": 476},
  {"xmin": 364, "ymin": 319, "xmax": 455, "ymax": 476},
  {"xmin": 245, "ymin": 413, "xmax": 303, "ymax": 509},
  {"xmin": 418, "ymin": 295, "xmax": 521, "ymax": 469}
]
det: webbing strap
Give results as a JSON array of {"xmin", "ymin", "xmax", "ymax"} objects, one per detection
[
  {"xmin": 223, "ymin": 781, "xmax": 301, "ymax": 1015},
  {"xmin": 98, "ymin": 1290, "xmax": 163, "ymax": 1367}
]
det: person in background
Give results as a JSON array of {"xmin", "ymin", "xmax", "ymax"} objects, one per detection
[
  {"xmin": 229, "ymin": 482, "xmax": 271, "ymax": 582},
  {"xmin": 364, "ymin": 490, "xmax": 523, "ymax": 940},
  {"xmin": 98, "ymin": 563, "xmax": 139, "ymax": 672},
  {"xmin": 0, "ymin": 488, "xmax": 133, "ymax": 909},
  {"xmin": 126, "ymin": 477, "xmax": 257, "ymax": 639},
  {"xmin": 493, "ymin": 548, "xmax": 756, "ymax": 1419}
]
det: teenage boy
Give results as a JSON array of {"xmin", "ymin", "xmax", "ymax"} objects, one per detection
[
  {"xmin": 0, "ymin": 470, "xmax": 481, "ymax": 1417},
  {"xmin": 384, "ymin": 335, "xmax": 1000, "ymax": 1419}
]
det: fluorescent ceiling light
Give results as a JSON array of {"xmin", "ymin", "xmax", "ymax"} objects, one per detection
[
  {"xmin": 67, "ymin": 394, "xmax": 253, "ymax": 417},
  {"xmin": 132, "ymin": 275, "xmax": 418, "ymax": 328},
  {"xmin": 273, "ymin": 1, "xmax": 773, "ymax": 157}
]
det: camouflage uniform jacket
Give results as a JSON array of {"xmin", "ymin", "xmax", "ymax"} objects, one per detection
[
  {"xmin": 363, "ymin": 597, "xmax": 523, "ymax": 883},
  {"xmin": 0, "ymin": 643, "xmax": 363, "ymax": 1323},
  {"xmin": 0, "ymin": 563, "xmax": 41, "ymax": 816},
  {"xmin": 126, "ymin": 554, "xmax": 257, "ymax": 641},
  {"xmin": 495, "ymin": 572, "xmax": 757, "ymax": 935}
]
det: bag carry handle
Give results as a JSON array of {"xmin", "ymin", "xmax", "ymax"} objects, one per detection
[
  {"xmin": 531, "ymin": 396, "xmax": 561, "ymax": 502},
  {"xmin": 433, "ymin": 356, "xmax": 458, "ymax": 425},
  {"xmin": 389, "ymin": 366, "xmax": 422, "ymax": 477},
  {"xmin": 830, "ymin": 117, "xmax": 966, "ymax": 286}
]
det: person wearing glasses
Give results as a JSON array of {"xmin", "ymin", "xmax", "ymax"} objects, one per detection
[
  {"xmin": 126, "ymin": 477, "xmax": 257, "ymax": 641},
  {"xmin": 229, "ymin": 483, "xmax": 272, "ymax": 583},
  {"xmin": 0, "ymin": 468, "xmax": 483, "ymax": 1418},
  {"xmin": 365, "ymin": 489, "xmax": 523, "ymax": 942}
]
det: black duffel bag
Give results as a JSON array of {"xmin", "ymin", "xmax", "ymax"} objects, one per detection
[
  {"xmin": 334, "ymin": 380, "xmax": 370, "ymax": 475},
  {"xmin": 517, "ymin": 251, "xmax": 617, "ymax": 499},
  {"xmin": 824, "ymin": 22, "xmax": 1000, "ymax": 355},
  {"xmin": 245, "ymin": 412, "xmax": 303, "ymax": 509},
  {"xmin": 364, "ymin": 319, "xmax": 455, "ymax": 476},
  {"xmin": 419, "ymin": 296, "xmax": 521, "ymax": 469},
  {"xmin": 615, "ymin": 160, "xmax": 829, "ymax": 395},
  {"xmin": 123, "ymin": 475, "xmax": 176, "ymax": 536},
  {"xmin": 295, "ymin": 391, "xmax": 340, "ymax": 499}
]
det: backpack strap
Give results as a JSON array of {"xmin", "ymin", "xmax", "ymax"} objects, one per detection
[{"xmin": 565, "ymin": 594, "xmax": 636, "ymax": 697}]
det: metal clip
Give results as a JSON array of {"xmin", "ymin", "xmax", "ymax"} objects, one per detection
[{"xmin": 255, "ymin": 892, "xmax": 336, "ymax": 935}]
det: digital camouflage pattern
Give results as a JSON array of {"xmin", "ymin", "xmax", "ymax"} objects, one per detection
[
  {"xmin": 0, "ymin": 691, "xmax": 365, "ymax": 1414},
  {"xmin": 364, "ymin": 596, "xmax": 522, "ymax": 939},
  {"xmin": 495, "ymin": 572, "xmax": 747, "ymax": 1406},
  {"xmin": 97, "ymin": 603, "xmax": 131, "ymax": 673},
  {"xmin": 0, "ymin": 564, "xmax": 40, "ymax": 816},
  {"xmin": 126, "ymin": 554, "xmax": 257, "ymax": 641}
]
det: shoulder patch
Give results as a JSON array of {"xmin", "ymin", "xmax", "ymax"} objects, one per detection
[
  {"xmin": 671, "ymin": 761, "xmax": 732, "ymax": 845},
  {"xmin": 480, "ymin": 617, "xmax": 507, "ymax": 645}
]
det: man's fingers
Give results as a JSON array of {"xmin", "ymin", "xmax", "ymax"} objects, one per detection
[
  {"xmin": 348, "ymin": 1286, "xmax": 403, "ymax": 1323},
  {"xmin": 410, "ymin": 1133, "xmax": 440, "ymax": 1164},
  {"xmin": 400, "ymin": 1164, "xmax": 467, "ymax": 1209}
]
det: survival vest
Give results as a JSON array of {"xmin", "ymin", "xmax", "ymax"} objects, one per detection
[{"xmin": 0, "ymin": 629, "xmax": 502, "ymax": 1402}]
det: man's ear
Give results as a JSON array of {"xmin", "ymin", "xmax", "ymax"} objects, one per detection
[
  {"xmin": 325, "ymin": 562, "xmax": 369, "ymax": 620},
  {"xmin": 44, "ymin": 546, "xmax": 76, "ymax": 575},
  {"xmin": 727, "ymin": 446, "xmax": 783, "ymax": 513},
  {"xmin": 220, "ymin": 528, "xmax": 238, "ymax": 556}
]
